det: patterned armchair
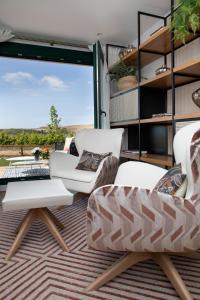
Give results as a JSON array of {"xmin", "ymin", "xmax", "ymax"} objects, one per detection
[{"xmin": 86, "ymin": 121, "xmax": 200, "ymax": 300}]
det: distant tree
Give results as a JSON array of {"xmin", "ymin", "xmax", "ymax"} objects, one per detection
[
  {"xmin": 48, "ymin": 105, "xmax": 61, "ymax": 134},
  {"xmin": 15, "ymin": 132, "xmax": 29, "ymax": 145}
]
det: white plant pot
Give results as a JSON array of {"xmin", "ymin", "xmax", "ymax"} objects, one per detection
[{"xmin": 117, "ymin": 75, "xmax": 137, "ymax": 91}]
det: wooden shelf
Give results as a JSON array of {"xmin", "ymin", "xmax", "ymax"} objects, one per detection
[
  {"xmin": 120, "ymin": 152, "xmax": 139, "ymax": 160},
  {"xmin": 140, "ymin": 154, "xmax": 173, "ymax": 167},
  {"xmin": 111, "ymin": 119, "xmax": 139, "ymax": 127},
  {"xmin": 120, "ymin": 151, "xmax": 173, "ymax": 167},
  {"xmin": 140, "ymin": 56, "xmax": 200, "ymax": 89},
  {"xmin": 174, "ymin": 56, "xmax": 200, "ymax": 77},
  {"xmin": 175, "ymin": 112, "xmax": 200, "ymax": 121},
  {"xmin": 140, "ymin": 26, "xmax": 199, "ymax": 55},
  {"xmin": 111, "ymin": 112, "xmax": 200, "ymax": 127},
  {"xmin": 140, "ymin": 70, "xmax": 171, "ymax": 88},
  {"xmin": 140, "ymin": 113, "xmax": 200, "ymax": 124},
  {"xmin": 140, "ymin": 116, "xmax": 172, "ymax": 124}
]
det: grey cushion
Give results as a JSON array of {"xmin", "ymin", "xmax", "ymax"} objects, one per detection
[{"xmin": 76, "ymin": 150, "xmax": 111, "ymax": 172}]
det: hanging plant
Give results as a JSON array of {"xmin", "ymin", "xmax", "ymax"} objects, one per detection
[{"xmin": 171, "ymin": 0, "xmax": 200, "ymax": 43}]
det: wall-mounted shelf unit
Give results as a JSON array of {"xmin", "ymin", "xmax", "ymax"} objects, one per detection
[{"xmin": 108, "ymin": 1, "xmax": 200, "ymax": 168}]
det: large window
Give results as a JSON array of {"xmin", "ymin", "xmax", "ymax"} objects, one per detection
[{"xmin": 0, "ymin": 56, "xmax": 94, "ymax": 183}]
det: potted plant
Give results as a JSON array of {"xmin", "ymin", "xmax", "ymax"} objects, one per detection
[
  {"xmin": 171, "ymin": 0, "xmax": 200, "ymax": 43},
  {"xmin": 32, "ymin": 147, "xmax": 41, "ymax": 161},
  {"xmin": 41, "ymin": 147, "xmax": 50, "ymax": 160},
  {"xmin": 109, "ymin": 62, "xmax": 137, "ymax": 91}
]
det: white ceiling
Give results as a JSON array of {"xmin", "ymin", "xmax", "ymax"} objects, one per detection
[{"xmin": 0, "ymin": 0, "xmax": 170, "ymax": 46}]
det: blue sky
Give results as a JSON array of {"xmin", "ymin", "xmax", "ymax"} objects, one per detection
[{"xmin": 0, "ymin": 57, "xmax": 94, "ymax": 129}]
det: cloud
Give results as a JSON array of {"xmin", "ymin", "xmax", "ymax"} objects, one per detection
[
  {"xmin": 2, "ymin": 72, "xmax": 33, "ymax": 84},
  {"xmin": 41, "ymin": 75, "xmax": 66, "ymax": 90}
]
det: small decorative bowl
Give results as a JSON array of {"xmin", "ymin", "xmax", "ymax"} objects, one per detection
[
  {"xmin": 155, "ymin": 65, "xmax": 170, "ymax": 75},
  {"xmin": 192, "ymin": 88, "xmax": 200, "ymax": 108}
]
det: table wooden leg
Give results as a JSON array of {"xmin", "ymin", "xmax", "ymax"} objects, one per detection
[
  {"xmin": 44, "ymin": 208, "xmax": 64, "ymax": 229},
  {"xmin": 15, "ymin": 212, "xmax": 29, "ymax": 234},
  {"xmin": 37, "ymin": 208, "xmax": 69, "ymax": 252},
  {"xmin": 6, "ymin": 210, "xmax": 36, "ymax": 260}
]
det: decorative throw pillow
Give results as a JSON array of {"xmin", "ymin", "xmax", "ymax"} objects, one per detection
[
  {"xmin": 154, "ymin": 164, "xmax": 187, "ymax": 197},
  {"xmin": 76, "ymin": 150, "xmax": 112, "ymax": 172},
  {"xmin": 69, "ymin": 139, "xmax": 79, "ymax": 156}
]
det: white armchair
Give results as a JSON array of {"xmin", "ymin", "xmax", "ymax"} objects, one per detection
[{"xmin": 49, "ymin": 128, "xmax": 124, "ymax": 194}]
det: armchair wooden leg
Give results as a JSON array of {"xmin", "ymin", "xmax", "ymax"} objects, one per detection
[
  {"xmin": 86, "ymin": 252, "xmax": 152, "ymax": 292},
  {"xmin": 6, "ymin": 210, "xmax": 36, "ymax": 261},
  {"xmin": 37, "ymin": 208, "xmax": 69, "ymax": 252},
  {"xmin": 74, "ymin": 192, "xmax": 89, "ymax": 202},
  {"xmin": 171, "ymin": 251, "xmax": 200, "ymax": 260},
  {"xmin": 154, "ymin": 253, "xmax": 193, "ymax": 300}
]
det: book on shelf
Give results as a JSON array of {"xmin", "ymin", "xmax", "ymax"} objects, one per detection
[
  {"xmin": 122, "ymin": 150, "xmax": 147, "ymax": 154},
  {"xmin": 152, "ymin": 113, "xmax": 172, "ymax": 118}
]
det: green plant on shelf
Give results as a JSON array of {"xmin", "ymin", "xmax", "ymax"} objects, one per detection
[
  {"xmin": 171, "ymin": 0, "xmax": 200, "ymax": 43},
  {"xmin": 109, "ymin": 62, "xmax": 136, "ymax": 80}
]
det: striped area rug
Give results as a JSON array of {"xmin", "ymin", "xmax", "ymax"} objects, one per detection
[{"xmin": 0, "ymin": 199, "xmax": 200, "ymax": 300}]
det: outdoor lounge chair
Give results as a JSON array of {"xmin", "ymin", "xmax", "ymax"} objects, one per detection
[{"xmin": 49, "ymin": 128, "xmax": 124, "ymax": 194}]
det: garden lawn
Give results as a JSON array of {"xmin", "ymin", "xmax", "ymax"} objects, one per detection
[{"xmin": 0, "ymin": 159, "xmax": 10, "ymax": 167}]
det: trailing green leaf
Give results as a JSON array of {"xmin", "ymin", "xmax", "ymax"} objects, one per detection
[{"xmin": 171, "ymin": 0, "xmax": 200, "ymax": 43}]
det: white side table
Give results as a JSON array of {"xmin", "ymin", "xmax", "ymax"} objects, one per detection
[{"xmin": 2, "ymin": 179, "xmax": 73, "ymax": 260}]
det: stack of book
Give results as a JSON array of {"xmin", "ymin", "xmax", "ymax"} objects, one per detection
[
  {"xmin": 122, "ymin": 150, "xmax": 147, "ymax": 154},
  {"xmin": 152, "ymin": 113, "xmax": 172, "ymax": 118}
]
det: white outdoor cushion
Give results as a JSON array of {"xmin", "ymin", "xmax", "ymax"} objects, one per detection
[
  {"xmin": 2, "ymin": 179, "xmax": 73, "ymax": 211},
  {"xmin": 52, "ymin": 169, "xmax": 95, "ymax": 183},
  {"xmin": 115, "ymin": 161, "xmax": 167, "ymax": 190},
  {"xmin": 75, "ymin": 128, "xmax": 124, "ymax": 158}
]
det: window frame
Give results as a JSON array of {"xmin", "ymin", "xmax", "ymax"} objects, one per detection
[{"xmin": 0, "ymin": 41, "xmax": 94, "ymax": 184}]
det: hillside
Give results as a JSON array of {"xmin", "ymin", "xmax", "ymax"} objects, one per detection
[
  {"xmin": 37, "ymin": 124, "xmax": 93, "ymax": 134},
  {"xmin": 0, "ymin": 124, "xmax": 93, "ymax": 135},
  {"xmin": 63, "ymin": 124, "xmax": 93, "ymax": 134}
]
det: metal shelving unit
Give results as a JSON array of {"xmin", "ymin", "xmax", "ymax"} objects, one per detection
[{"xmin": 108, "ymin": 0, "xmax": 200, "ymax": 167}]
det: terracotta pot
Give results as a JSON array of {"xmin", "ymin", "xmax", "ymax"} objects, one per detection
[{"xmin": 117, "ymin": 75, "xmax": 137, "ymax": 91}]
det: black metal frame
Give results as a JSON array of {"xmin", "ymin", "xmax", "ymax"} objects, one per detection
[
  {"xmin": 137, "ymin": 10, "xmax": 168, "ymax": 158},
  {"xmin": 105, "ymin": 44, "xmax": 126, "ymax": 66}
]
